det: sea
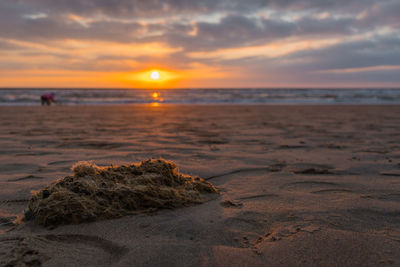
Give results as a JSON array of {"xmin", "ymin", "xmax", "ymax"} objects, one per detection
[{"xmin": 0, "ymin": 88, "xmax": 400, "ymax": 106}]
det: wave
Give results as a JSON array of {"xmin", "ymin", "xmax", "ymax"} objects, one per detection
[{"xmin": 0, "ymin": 88, "xmax": 399, "ymax": 106}]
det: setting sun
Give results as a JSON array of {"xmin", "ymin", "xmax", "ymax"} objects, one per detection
[
  {"xmin": 126, "ymin": 69, "xmax": 181, "ymax": 88},
  {"xmin": 151, "ymin": 71, "xmax": 160, "ymax": 80}
]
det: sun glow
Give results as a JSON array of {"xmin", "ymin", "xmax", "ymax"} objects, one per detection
[
  {"xmin": 151, "ymin": 71, "xmax": 160, "ymax": 80},
  {"xmin": 127, "ymin": 69, "xmax": 180, "ymax": 88}
]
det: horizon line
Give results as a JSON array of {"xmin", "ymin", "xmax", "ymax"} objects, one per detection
[{"xmin": 1, "ymin": 87, "xmax": 400, "ymax": 90}]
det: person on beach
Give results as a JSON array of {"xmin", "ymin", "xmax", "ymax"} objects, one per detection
[{"xmin": 40, "ymin": 93, "xmax": 56, "ymax": 105}]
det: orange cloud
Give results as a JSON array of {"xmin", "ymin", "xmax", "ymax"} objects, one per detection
[
  {"xmin": 0, "ymin": 70, "xmax": 128, "ymax": 88},
  {"xmin": 316, "ymin": 65, "xmax": 400, "ymax": 73},
  {"xmin": 188, "ymin": 37, "xmax": 342, "ymax": 60},
  {"xmin": 1, "ymin": 38, "xmax": 181, "ymax": 68},
  {"xmin": 121, "ymin": 63, "xmax": 236, "ymax": 88},
  {"xmin": 0, "ymin": 62, "xmax": 238, "ymax": 89}
]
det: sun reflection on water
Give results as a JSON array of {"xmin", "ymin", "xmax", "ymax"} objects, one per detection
[{"xmin": 151, "ymin": 92, "xmax": 162, "ymax": 107}]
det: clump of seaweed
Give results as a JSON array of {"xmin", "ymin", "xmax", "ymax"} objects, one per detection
[{"xmin": 26, "ymin": 159, "xmax": 219, "ymax": 226}]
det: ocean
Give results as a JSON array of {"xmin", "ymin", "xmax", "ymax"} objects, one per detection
[{"xmin": 1, "ymin": 88, "xmax": 400, "ymax": 106}]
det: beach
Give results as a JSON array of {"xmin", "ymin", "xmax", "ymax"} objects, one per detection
[{"xmin": 1, "ymin": 104, "xmax": 400, "ymax": 266}]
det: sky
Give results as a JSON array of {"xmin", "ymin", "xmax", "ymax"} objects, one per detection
[{"xmin": 0, "ymin": 0, "xmax": 399, "ymax": 88}]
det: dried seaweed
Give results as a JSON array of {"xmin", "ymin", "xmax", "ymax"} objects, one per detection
[{"xmin": 26, "ymin": 159, "xmax": 218, "ymax": 226}]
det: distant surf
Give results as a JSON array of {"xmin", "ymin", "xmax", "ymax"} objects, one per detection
[{"xmin": 0, "ymin": 88, "xmax": 399, "ymax": 106}]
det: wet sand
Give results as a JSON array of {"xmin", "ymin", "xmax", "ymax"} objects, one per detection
[{"xmin": 1, "ymin": 105, "xmax": 400, "ymax": 266}]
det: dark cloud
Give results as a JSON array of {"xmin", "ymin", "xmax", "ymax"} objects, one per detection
[
  {"xmin": 5, "ymin": 0, "xmax": 379, "ymax": 17},
  {"xmin": 156, "ymin": 13, "xmax": 369, "ymax": 52},
  {"xmin": 360, "ymin": 0, "xmax": 400, "ymax": 28},
  {"xmin": 282, "ymin": 36, "xmax": 400, "ymax": 71},
  {"xmin": 158, "ymin": 15, "xmax": 295, "ymax": 51},
  {"xmin": 296, "ymin": 17, "xmax": 356, "ymax": 35},
  {"xmin": 0, "ymin": 0, "xmax": 393, "ymax": 46},
  {"xmin": 0, "ymin": 13, "xmax": 145, "ymax": 42}
]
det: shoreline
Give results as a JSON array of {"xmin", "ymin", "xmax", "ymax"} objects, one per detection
[{"xmin": 1, "ymin": 103, "xmax": 400, "ymax": 107}]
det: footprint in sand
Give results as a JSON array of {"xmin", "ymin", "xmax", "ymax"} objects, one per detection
[
  {"xmin": 47, "ymin": 160, "xmax": 74, "ymax": 166},
  {"xmin": 238, "ymin": 193, "xmax": 279, "ymax": 201},
  {"xmin": 380, "ymin": 171, "xmax": 400, "ymax": 177},
  {"xmin": 0, "ymin": 236, "xmax": 45, "ymax": 266},
  {"xmin": 253, "ymin": 223, "xmax": 321, "ymax": 245},
  {"xmin": 311, "ymin": 189, "xmax": 355, "ymax": 194},
  {"xmin": 285, "ymin": 163, "xmax": 335, "ymax": 174},
  {"xmin": 0, "ymin": 234, "xmax": 128, "ymax": 266},
  {"xmin": 7, "ymin": 175, "xmax": 44, "ymax": 182},
  {"xmin": 361, "ymin": 193, "xmax": 400, "ymax": 202},
  {"xmin": 281, "ymin": 181, "xmax": 341, "ymax": 191},
  {"xmin": 57, "ymin": 141, "xmax": 124, "ymax": 149},
  {"xmin": 277, "ymin": 144, "xmax": 308, "ymax": 149},
  {"xmin": 281, "ymin": 181, "xmax": 356, "ymax": 196},
  {"xmin": 220, "ymin": 200, "xmax": 243, "ymax": 208},
  {"xmin": 205, "ymin": 167, "xmax": 271, "ymax": 181}
]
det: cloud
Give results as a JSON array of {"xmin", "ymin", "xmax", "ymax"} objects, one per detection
[
  {"xmin": 0, "ymin": 1, "xmax": 393, "ymax": 46},
  {"xmin": 0, "ymin": 0, "xmax": 399, "ymax": 87},
  {"xmin": 3, "ymin": 0, "xmax": 379, "ymax": 18},
  {"xmin": 282, "ymin": 34, "xmax": 400, "ymax": 71}
]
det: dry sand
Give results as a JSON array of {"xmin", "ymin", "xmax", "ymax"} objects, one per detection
[{"xmin": 0, "ymin": 104, "xmax": 399, "ymax": 266}]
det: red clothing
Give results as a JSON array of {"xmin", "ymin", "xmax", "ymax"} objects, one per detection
[{"xmin": 41, "ymin": 94, "xmax": 55, "ymax": 101}]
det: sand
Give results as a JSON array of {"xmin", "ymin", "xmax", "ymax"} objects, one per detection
[{"xmin": 0, "ymin": 104, "xmax": 399, "ymax": 266}]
